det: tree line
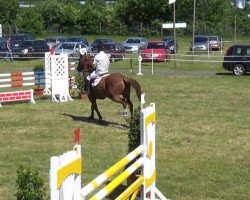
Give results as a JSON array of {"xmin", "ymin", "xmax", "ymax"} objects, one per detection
[{"xmin": 0, "ymin": 0, "xmax": 249, "ymax": 37}]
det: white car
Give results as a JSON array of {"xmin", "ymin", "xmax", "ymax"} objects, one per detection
[
  {"xmin": 122, "ymin": 37, "xmax": 148, "ymax": 53},
  {"xmin": 55, "ymin": 42, "xmax": 90, "ymax": 58},
  {"xmin": 45, "ymin": 37, "xmax": 66, "ymax": 49}
]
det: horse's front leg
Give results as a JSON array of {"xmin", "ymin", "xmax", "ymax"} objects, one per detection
[
  {"xmin": 88, "ymin": 96, "xmax": 95, "ymax": 120},
  {"xmin": 89, "ymin": 103, "xmax": 95, "ymax": 120},
  {"xmin": 89, "ymin": 97, "xmax": 103, "ymax": 121}
]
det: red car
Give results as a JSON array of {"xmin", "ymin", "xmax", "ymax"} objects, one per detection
[{"xmin": 141, "ymin": 40, "xmax": 171, "ymax": 62}]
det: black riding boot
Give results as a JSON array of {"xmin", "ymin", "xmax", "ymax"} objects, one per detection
[{"xmin": 84, "ymin": 79, "xmax": 90, "ymax": 95}]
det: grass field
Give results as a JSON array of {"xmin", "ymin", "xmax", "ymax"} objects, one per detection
[{"xmin": 0, "ymin": 37, "xmax": 250, "ymax": 200}]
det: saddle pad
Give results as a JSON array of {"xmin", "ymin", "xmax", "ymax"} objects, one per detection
[{"xmin": 92, "ymin": 74, "xmax": 109, "ymax": 87}]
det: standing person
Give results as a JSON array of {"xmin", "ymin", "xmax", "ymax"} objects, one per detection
[{"xmin": 3, "ymin": 35, "xmax": 14, "ymax": 63}]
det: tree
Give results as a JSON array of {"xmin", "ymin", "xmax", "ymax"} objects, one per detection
[
  {"xmin": 0, "ymin": 0, "xmax": 249, "ymax": 37},
  {"xmin": 77, "ymin": 4, "xmax": 104, "ymax": 34},
  {"xmin": 85, "ymin": 0, "xmax": 106, "ymax": 7},
  {"xmin": 36, "ymin": 0, "xmax": 82, "ymax": 33},
  {"xmin": 57, "ymin": 4, "xmax": 80, "ymax": 33},
  {"xmin": 0, "ymin": 0, "xmax": 20, "ymax": 34},
  {"xmin": 116, "ymin": 0, "xmax": 170, "ymax": 25},
  {"xmin": 175, "ymin": 0, "xmax": 243, "ymax": 35},
  {"xmin": 15, "ymin": 8, "xmax": 44, "ymax": 36}
]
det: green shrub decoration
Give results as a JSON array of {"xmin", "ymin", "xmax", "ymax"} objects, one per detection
[
  {"xmin": 15, "ymin": 166, "xmax": 45, "ymax": 200},
  {"xmin": 75, "ymin": 73, "xmax": 86, "ymax": 93},
  {"xmin": 128, "ymin": 106, "xmax": 141, "ymax": 153},
  {"xmin": 33, "ymin": 64, "xmax": 44, "ymax": 72}
]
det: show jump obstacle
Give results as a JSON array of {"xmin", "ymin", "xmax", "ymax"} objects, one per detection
[
  {"xmin": 44, "ymin": 52, "xmax": 72, "ymax": 102},
  {"xmin": 0, "ymin": 71, "xmax": 45, "ymax": 107},
  {"xmin": 0, "ymin": 53, "xmax": 73, "ymax": 107},
  {"xmin": 50, "ymin": 102, "xmax": 170, "ymax": 200}
]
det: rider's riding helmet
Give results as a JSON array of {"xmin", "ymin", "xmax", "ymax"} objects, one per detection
[{"xmin": 97, "ymin": 44, "xmax": 105, "ymax": 52}]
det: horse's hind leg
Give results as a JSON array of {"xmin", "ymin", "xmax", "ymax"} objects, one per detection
[
  {"xmin": 111, "ymin": 95, "xmax": 129, "ymax": 117},
  {"xmin": 127, "ymin": 99, "xmax": 133, "ymax": 115},
  {"xmin": 123, "ymin": 85, "xmax": 133, "ymax": 115}
]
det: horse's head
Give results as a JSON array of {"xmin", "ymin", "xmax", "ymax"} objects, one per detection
[{"xmin": 77, "ymin": 53, "xmax": 95, "ymax": 77}]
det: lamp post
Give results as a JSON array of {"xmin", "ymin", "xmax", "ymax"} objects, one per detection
[
  {"xmin": 0, "ymin": 24, "xmax": 2, "ymax": 37},
  {"xmin": 234, "ymin": 4, "xmax": 237, "ymax": 44},
  {"xmin": 173, "ymin": 1, "xmax": 176, "ymax": 68},
  {"xmin": 192, "ymin": 0, "xmax": 196, "ymax": 53}
]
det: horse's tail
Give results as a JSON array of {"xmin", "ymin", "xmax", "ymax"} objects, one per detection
[{"xmin": 124, "ymin": 77, "xmax": 142, "ymax": 102}]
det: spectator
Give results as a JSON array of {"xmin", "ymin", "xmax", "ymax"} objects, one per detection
[{"xmin": 3, "ymin": 36, "xmax": 13, "ymax": 63}]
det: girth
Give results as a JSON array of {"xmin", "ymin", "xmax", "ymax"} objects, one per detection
[{"xmin": 99, "ymin": 73, "xmax": 109, "ymax": 77}]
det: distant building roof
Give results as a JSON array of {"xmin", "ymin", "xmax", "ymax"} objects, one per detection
[{"xmin": 79, "ymin": 0, "xmax": 117, "ymax": 4}]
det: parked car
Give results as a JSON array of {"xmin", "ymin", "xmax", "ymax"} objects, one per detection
[
  {"xmin": 0, "ymin": 41, "xmax": 6, "ymax": 58},
  {"xmin": 162, "ymin": 37, "xmax": 179, "ymax": 54},
  {"xmin": 222, "ymin": 45, "xmax": 250, "ymax": 76},
  {"xmin": 209, "ymin": 35, "xmax": 223, "ymax": 51},
  {"xmin": 90, "ymin": 38, "xmax": 113, "ymax": 52},
  {"xmin": 141, "ymin": 40, "xmax": 171, "ymax": 62},
  {"xmin": 92, "ymin": 42, "xmax": 125, "ymax": 62},
  {"xmin": 190, "ymin": 35, "xmax": 210, "ymax": 51},
  {"xmin": 0, "ymin": 36, "xmax": 6, "ymax": 43},
  {"xmin": 55, "ymin": 42, "xmax": 90, "ymax": 58},
  {"xmin": 67, "ymin": 37, "xmax": 89, "ymax": 46},
  {"xmin": 45, "ymin": 37, "xmax": 66, "ymax": 49},
  {"xmin": 122, "ymin": 37, "xmax": 148, "ymax": 53},
  {"xmin": 0, "ymin": 37, "xmax": 6, "ymax": 57},
  {"xmin": 11, "ymin": 33, "xmax": 35, "ymax": 48},
  {"xmin": 12, "ymin": 39, "xmax": 50, "ymax": 59}
]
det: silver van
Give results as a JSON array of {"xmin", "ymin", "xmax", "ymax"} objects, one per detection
[{"xmin": 209, "ymin": 36, "xmax": 223, "ymax": 51}]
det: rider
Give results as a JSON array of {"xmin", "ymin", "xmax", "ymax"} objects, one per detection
[{"xmin": 86, "ymin": 44, "xmax": 110, "ymax": 94}]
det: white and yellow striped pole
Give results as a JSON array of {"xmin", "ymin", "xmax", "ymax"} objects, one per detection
[
  {"xmin": 89, "ymin": 157, "xmax": 144, "ymax": 200},
  {"xmin": 81, "ymin": 145, "xmax": 144, "ymax": 198},
  {"xmin": 141, "ymin": 103, "xmax": 156, "ymax": 199}
]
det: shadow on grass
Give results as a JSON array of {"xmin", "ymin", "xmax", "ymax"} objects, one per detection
[
  {"xmin": 106, "ymin": 181, "xmax": 128, "ymax": 200},
  {"xmin": 215, "ymin": 72, "xmax": 233, "ymax": 76},
  {"xmin": 62, "ymin": 113, "xmax": 129, "ymax": 129},
  {"xmin": 215, "ymin": 72, "xmax": 250, "ymax": 76}
]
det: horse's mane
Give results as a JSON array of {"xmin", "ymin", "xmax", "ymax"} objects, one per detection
[{"xmin": 84, "ymin": 54, "xmax": 94, "ymax": 69}]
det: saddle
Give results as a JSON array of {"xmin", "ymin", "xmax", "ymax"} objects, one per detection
[{"xmin": 91, "ymin": 73, "xmax": 109, "ymax": 87}]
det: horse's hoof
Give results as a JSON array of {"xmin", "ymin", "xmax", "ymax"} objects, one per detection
[
  {"xmin": 88, "ymin": 116, "xmax": 94, "ymax": 121},
  {"xmin": 98, "ymin": 117, "xmax": 103, "ymax": 122},
  {"xmin": 98, "ymin": 118, "xmax": 105, "ymax": 124}
]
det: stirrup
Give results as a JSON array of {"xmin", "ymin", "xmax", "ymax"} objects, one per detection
[{"xmin": 123, "ymin": 110, "xmax": 128, "ymax": 117}]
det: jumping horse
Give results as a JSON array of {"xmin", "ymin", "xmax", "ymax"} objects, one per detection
[{"xmin": 77, "ymin": 53, "xmax": 142, "ymax": 122}]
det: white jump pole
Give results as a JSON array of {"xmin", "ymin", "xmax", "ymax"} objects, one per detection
[{"xmin": 151, "ymin": 49, "xmax": 154, "ymax": 75}]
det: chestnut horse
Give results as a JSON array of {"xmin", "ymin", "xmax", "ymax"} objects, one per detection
[{"xmin": 77, "ymin": 53, "xmax": 142, "ymax": 121}]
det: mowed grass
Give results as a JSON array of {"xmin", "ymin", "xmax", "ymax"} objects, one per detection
[{"xmin": 0, "ymin": 71, "xmax": 249, "ymax": 200}]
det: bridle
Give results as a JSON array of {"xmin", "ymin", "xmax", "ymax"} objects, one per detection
[{"xmin": 78, "ymin": 55, "xmax": 94, "ymax": 74}]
